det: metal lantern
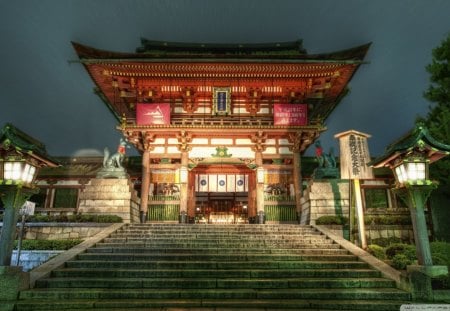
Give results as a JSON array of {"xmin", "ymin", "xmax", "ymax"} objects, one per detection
[
  {"xmin": 1, "ymin": 160, "xmax": 38, "ymax": 185},
  {"xmin": 0, "ymin": 123, "xmax": 59, "ymax": 267},
  {"xmin": 392, "ymin": 154, "xmax": 428, "ymax": 186},
  {"xmin": 370, "ymin": 125, "xmax": 450, "ymax": 267}
]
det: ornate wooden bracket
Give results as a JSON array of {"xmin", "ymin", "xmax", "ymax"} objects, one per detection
[
  {"xmin": 176, "ymin": 130, "xmax": 192, "ymax": 152},
  {"xmin": 288, "ymin": 132, "xmax": 303, "ymax": 153},
  {"xmin": 239, "ymin": 158, "xmax": 257, "ymax": 170},
  {"xmin": 143, "ymin": 132, "xmax": 156, "ymax": 152},
  {"xmin": 288, "ymin": 130, "xmax": 321, "ymax": 153},
  {"xmin": 188, "ymin": 157, "xmax": 204, "ymax": 169},
  {"xmin": 182, "ymin": 87, "xmax": 197, "ymax": 113},
  {"xmin": 251, "ymin": 131, "xmax": 267, "ymax": 153}
]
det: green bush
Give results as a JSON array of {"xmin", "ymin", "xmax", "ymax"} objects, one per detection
[
  {"xmin": 26, "ymin": 214, "xmax": 122, "ymax": 223},
  {"xmin": 430, "ymin": 241, "xmax": 450, "ymax": 289},
  {"xmin": 316, "ymin": 215, "xmax": 348, "ymax": 225},
  {"xmin": 431, "ymin": 241, "xmax": 450, "ymax": 265},
  {"xmin": 14, "ymin": 239, "xmax": 82, "ymax": 250},
  {"xmin": 367, "ymin": 244, "xmax": 386, "ymax": 260},
  {"xmin": 370, "ymin": 237, "xmax": 403, "ymax": 247},
  {"xmin": 385, "ymin": 243, "xmax": 416, "ymax": 261},
  {"xmin": 364, "ymin": 215, "xmax": 411, "ymax": 225},
  {"xmin": 392, "ymin": 253, "xmax": 414, "ymax": 270}
]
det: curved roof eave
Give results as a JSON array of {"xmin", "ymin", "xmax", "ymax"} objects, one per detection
[{"xmin": 72, "ymin": 41, "xmax": 371, "ymax": 63}]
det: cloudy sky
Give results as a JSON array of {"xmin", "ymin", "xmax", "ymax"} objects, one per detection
[{"xmin": 0, "ymin": 0, "xmax": 449, "ymax": 157}]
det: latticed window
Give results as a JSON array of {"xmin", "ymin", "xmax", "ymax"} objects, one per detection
[
  {"xmin": 53, "ymin": 188, "xmax": 78, "ymax": 208},
  {"xmin": 364, "ymin": 188, "xmax": 389, "ymax": 209}
]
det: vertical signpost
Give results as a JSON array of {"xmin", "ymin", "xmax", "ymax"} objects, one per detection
[
  {"xmin": 15, "ymin": 201, "xmax": 35, "ymax": 266},
  {"xmin": 335, "ymin": 130, "xmax": 374, "ymax": 249}
]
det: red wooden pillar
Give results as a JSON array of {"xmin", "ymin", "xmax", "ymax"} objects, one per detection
[{"xmin": 140, "ymin": 150, "xmax": 151, "ymax": 222}]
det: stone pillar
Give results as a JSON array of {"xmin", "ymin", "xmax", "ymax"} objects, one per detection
[
  {"xmin": 140, "ymin": 150, "xmax": 151, "ymax": 223},
  {"xmin": 78, "ymin": 178, "xmax": 140, "ymax": 223}
]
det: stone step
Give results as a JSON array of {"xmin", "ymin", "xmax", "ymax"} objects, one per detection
[
  {"xmin": 14, "ymin": 298, "xmax": 408, "ymax": 311},
  {"xmin": 21, "ymin": 287, "xmax": 409, "ymax": 300},
  {"xmin": 114, "ymin": 230, "xmax": 322, "ymax": 236},
  {"xmin": 87, "ymin": 245, "xmax": 342, "ymax": 254},
  {"xmin": 108, "ymin": 233, "xmax": 324, "ymax": 239},
  {"xmin": 16, "ymin": 223, "xmax": 410, "ymax": 310},
  {"xmin": 98, "ymin": 241, "xmax": 332, "ymax": 248},
  {"xmin": 35, "ymin": 275, "xmax": 389, "ymax": 289},
  {"xmin": 99, "ymin": 240, "xmax": 336, "ymax": 249},
  {"xmin": 76, "ymin": 250, "xmax": 350, "ymax": 262},
  {"xmin": 119, "ymin": 226, "xmax": 319, "ymax": 233},
  {"xmin": 48, "ymin": 269, "xmax": 381, "ymax": 281},
  {"xmin": 94, "ymin": 242, "xmax": 340, "ymax": 253},
  {"xmin": 112, "ymin": 233, "xmax": 323, "ymax": 238},
  {"xmin": 64, "ymin": 260, "xmax": 369, "ymax": 270},
  {"xmin": 118, "ymin": 226, "xmax": 319, "ymax": 230},
  {"xmin": 103, "ymin": 237, "xmax": 333, "ymax": 246},
  {"xmin": 121, "ymin": 224, "xmax": 317, "ymax": 228}
]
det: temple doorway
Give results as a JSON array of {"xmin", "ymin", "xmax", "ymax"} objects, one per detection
[
  {"xmin": 188, "ymin": 164, "xmax": 256, "ymax": 224},
  {"xmin": 195, "ymin": 192, "xmax": 249, "ymax": 224}
]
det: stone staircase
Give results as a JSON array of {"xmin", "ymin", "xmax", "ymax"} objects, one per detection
[{"xmin": 15, "ymin": 224, "xmax": 410, "ymax": 310}]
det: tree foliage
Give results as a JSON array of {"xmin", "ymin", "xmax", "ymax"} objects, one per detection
[{"xmin": 420, "ymin": 34, "xmax": 450, "ymax": 194}]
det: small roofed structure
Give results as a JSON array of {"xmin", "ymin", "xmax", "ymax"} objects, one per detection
[
  {"xmin": 0, "ymin": 123, "xmax": 59, "ymax": 186},
  {"xmin": 0, "ymin": 123, "xmax": 59, "ymax": 267},
  {"xmin": 370, "ymin": 124, "xmax": 450, "ymax": 186}
]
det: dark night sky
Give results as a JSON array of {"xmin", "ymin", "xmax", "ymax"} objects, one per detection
[{"xmin": 1, "ymin": 0, "xmax": 449, "ymax": 157}]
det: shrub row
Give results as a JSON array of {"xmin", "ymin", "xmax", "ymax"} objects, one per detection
[
  {"xmin": 368, "ymin": 241, "xmax": 450, "ymax": 276},
  {"xmin": 315, "ymin": 215, "xmax": 348, "ymax": 225},
  {"xmin": 14, "ymin": 239, "xmax": 83, "ymax": 250},
  {"xmin": 364, "ymin": 215, "xmax": 411, "ymax": 225},
  {"xmin": 315, "ymin": 215, "xmax": 411, "ymax": 226},
  {"xmin": 26, "ymin": 214, "xmax": 123, "ymax": 223}
]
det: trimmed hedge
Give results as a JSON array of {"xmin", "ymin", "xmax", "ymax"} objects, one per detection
[
  {"xmin": 0, "ymin": 214, "xmax": 122, "ymax": 223},
  {"xmin": 14, "ymin": 239, "xmax": 83, "ymax": 250},
  {"xmin": 315, "ymin": 215, "xmax": 348, "ymax": 225},
  {"xmin": 364, "ymin": 215, "xmax": 411, "ymax": 225},
  {"xmin": 26, "ymin": 214, "xmax": 122, "ymax": 223},
  {"xmin": 369, "ymin": 237, "xmax": 403, "ymax": 247}
]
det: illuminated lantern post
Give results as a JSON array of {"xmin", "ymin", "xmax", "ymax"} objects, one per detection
[
  {"xmin": 370, "ymin": 124, "xmax": 450, "ymax": 300},
  {"xmin": 0, "ymin": 124, "xmax": 58, "ymax": 266}
]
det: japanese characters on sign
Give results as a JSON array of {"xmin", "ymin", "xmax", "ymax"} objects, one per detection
[
  {"xmin": 136, "ymin": 103, "xmax": 171, "ymax": 125},
  {"xmin": 212, "ymin": 87, "xmax": 231, "ymax": 115},
  {"xmin": 335, "ymin": 130, "xmax": 374, "ymax": 179},
  {"xmin": 349, "ymin": 134, "xmax": 371, "ymax": 178},
  {"xmin": 273, "ymin": 104, "xmax": 308, "ymax": 126}
]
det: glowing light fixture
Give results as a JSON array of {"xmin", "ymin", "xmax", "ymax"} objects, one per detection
[
  {"xmin": 393, "ymin": 157, "xmax": 427, "ymax": 186},
  {"xmin": 2, "ymin": 161, "xmax": 38, "ymax": 185}
]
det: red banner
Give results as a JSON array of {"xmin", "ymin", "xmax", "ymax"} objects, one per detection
[
  {"xmin": 136, "ymin": 103, "xmax": 171, "ymax": 125},
  {"xmin": 273, "ymin": 104, "xmax": 307, "ymax": 125}
]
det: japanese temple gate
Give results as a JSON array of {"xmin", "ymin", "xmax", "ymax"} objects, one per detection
[{"xmin": 73, "ymin": 39, "xmax": 369, "ymax": 223}]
